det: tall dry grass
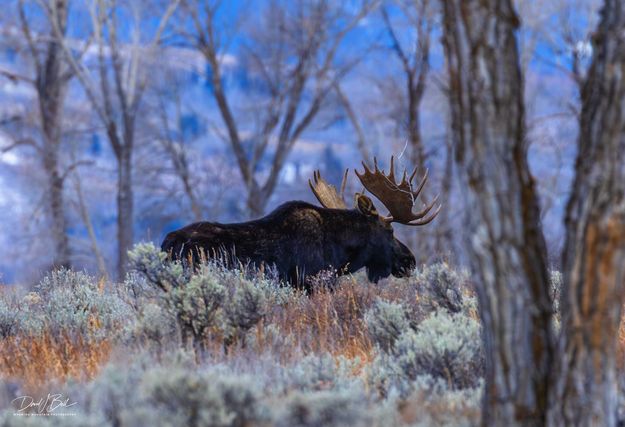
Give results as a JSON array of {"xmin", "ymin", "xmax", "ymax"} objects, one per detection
[
  {"xmin": 0, "ymin": 334, "xmax": 112, "ymax": 391},
  {"xmin": 0, "ymin": 273, "xmax": 425, "ymax": 390}
]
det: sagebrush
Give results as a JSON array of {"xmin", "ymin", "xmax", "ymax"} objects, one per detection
[{"xmin": 0, "ymin": 244, "xmax": 494, "ymax": 426}]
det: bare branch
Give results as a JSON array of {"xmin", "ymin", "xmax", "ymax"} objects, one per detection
[
  {"xmin": 60, "ymin": 160, "xmax": 95, "ymax": 183},
  {"xmin": 46, "ymin": 0, "xmax": 109, "ymax": 124},
  {"xmin": 18, "ymin": 0, "xmax": 42, "ymax": 72},
  {"xmin": 0, "ymin": 68, "xmax": 34, "ymax": 84},
  {"xmin": 381, "ymin": 6, "xmax": 411, "ymax": 75},
  {"xmin": 1, "ymin": 137, "xmax": 40, "ymax": 153},
  {"xmin": 334, "ymin": 82, "xmax": 371, "ymax": 162}
]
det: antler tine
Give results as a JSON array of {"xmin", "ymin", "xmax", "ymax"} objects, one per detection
[
  {"xmin": 308, "ymin": 171, "xmax": 322, "ymax": 200},
  {"xmin": 361, "ymin": 160, "xmax": 372, "ymax": 174},
  {"xmin": 412, "ymin": 194, "xmax": 440, "ymax": 219},
  {"xmin": 407, "ymin": 203, "xmax": 442, "ymax": 226},
  {"xmin": 412, "ymin": 169, "xmax": 429, "ymax": 198},
  {"xmin": 355, "ymin": 156, "xmax": 442, "ymax": 227},
  {"xmin": 308, "ymin": 169, "xmax": 349, "ymax": 210},
  {"xmin": 340, "ymin": 168, "xmax": 349, "ymax": 198},
  {"xmin": 409, "ymin": 166, "xmax": 418, "ymax": 184}
]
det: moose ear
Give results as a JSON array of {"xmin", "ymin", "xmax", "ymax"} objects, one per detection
[{"xmin": 355, "ymin": 193, "xmax": 379, "ymax": 217}]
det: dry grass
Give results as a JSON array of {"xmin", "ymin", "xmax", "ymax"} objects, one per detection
[
  {"xmin": 398, "ymin": 389, "xmax": 481, "ymax": 425},
  {"xmin": 272, "ymin": 281, "xmax": 375, "ymax": 359},
  {"xmin": 0, "ymin": 271, "xmax": 468, "ymax": 389},
  {"xmin": 0, "ymin": 333, "xmax": 112, "ymax": 391},
  {"xmin": 0, "ymin": 285, "xmax": 386, "ymax": 389},
  {"xmin": 10, "ymin": 266, "xmax": 609, "ymax": 404},
  {"xmin": 0, "ymin": 280, "xmax": 380, "ymax": 389},
  {"xmin": 259, "ymin": 276, "xmax": 424, "ymax": 366}
]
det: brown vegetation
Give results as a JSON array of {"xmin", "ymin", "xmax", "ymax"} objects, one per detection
[{"xmin": 0, "ymin": 333, "xmax": 112, "ymax": 392}]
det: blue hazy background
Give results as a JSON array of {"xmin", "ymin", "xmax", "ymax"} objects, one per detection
[{"xmin": 0, "ymin": 0, "xmax": 600, "ymax": 283}]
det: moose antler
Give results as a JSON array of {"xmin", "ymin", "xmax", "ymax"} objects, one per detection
[
  {"xmin": 309, "ymin": 169, "xmax": 349, "ymax": 209},
  {"xmin": 355, "ymin": 156, "xmax": 441, "ymax": 225}
]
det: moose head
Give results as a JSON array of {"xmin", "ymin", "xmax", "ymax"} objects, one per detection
[{"xmin": 309, "ymin": 156, "xmax": 441, "ymax": 282}]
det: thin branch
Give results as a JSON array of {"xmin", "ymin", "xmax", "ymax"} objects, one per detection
[
  {"xmin": 46, "ymin": 0, "xmax": 109, "ymax": 124},
  {"xmin": 0, "ymin": 68, "xmax": 34, "ymax": 84},
  {"xmin": 334, "ymin": 81, "xmax": 371, "ymax": 162},
  {"xmin": 60, "ymin": 160, "xmax": 95, "ymax": 183},
  {"xmin": 1, "ymin": 138, "xmax": 41, "ymax": 154},
  {"xmin": 381, "ymin": 6, "xmax": 411, "ymax": 75},
  {"xmin": 18, "ymin": 0, "xmax": 42, "ymax": 72}
]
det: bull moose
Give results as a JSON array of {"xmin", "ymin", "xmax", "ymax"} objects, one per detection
[{"xmin": 161, "ymin": 157, "xmax": 440, "ymax": 289}]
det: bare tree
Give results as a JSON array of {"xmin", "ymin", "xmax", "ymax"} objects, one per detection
[
  {"xmin": 548, "ymin": 1, "xmax": 625, "ymax": 425},
  {"xmin": 66, "ymin": 141, "xmax": 108, "ymax": 278},
  {"xmin": 517, "ymin": 0, "xmax": 601, "ymax": 91},
  {"xmin": 441, "ymin": 1, "xmax": 554, "ymax": 424},
  {"xmin": 380, "ymin": 0, "xmax": 434, "ymax": 174},
  {"xmin": 0, "ymin": 0, "xmax": 75, "ymax": 269},
  {"xmin": 178, "ymin": 0, "xmax": 377, "ymax": 216},
  {"xmin": 442, "ymin": 0, "xmax": 625, "ymax": 424},
  {"xmin": 153, "ymin": 81, "xmax": 203, "ymax": 222},
  {"xmin": 332, "ymin": 82, "xmax": 371, "ymax": 163},
  {"xmin": 44, "ymin": 0, "xmax": 179, "ymax": 278},
  {"xmin": 515, "ymin": 1, "xmax": 602, "ymax": 260}
]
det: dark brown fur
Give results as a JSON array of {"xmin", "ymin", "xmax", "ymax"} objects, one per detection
[{"xmin": 161, "ymin": 200, "xmax": 415, "ymax": 289}]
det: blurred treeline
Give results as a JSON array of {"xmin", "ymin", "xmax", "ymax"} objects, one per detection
[{"xmin": 0, "ymin": 0, "xmax": 599, "ymax": 282}]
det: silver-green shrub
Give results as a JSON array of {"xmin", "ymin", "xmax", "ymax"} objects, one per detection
[
  {"xmin": 126, "ymin": 302, "xmax": 176, "ymax": 349},
  {"xmin": 364, "ymin": 299, "xmax": 411, "ymax": 352},
  {"xmin": 129, "ymin": 243, "xmax": 272, "ymax": 352},
  {"xmin": 0, "ymin": 297, "xmax": 18, "ymax": 338},
  {"xmin": 0, "ymin": 244, "xmax": 491, "ymax": 426},
  {"xmin": 396, "ymin": 377, "xmax": 483, "ymax": 427},
  {"xmin": 276, "ymin": 388, "xmax": 371, "ymax": 427},
  {"xmin": 224, "ymin": 278, "xmax": 267, "ymax": 345},
  {"xmin": 129, "ymin": 367, "xmax": 268, "ymax": 427},
  {"xmin": 14, "ymin": 269, "xmax": 130, "ymax": 340},
  {"xmin": 173, "ymin": 270, "xmax": 226, "ymax": 340},
  {"xmin": 369, "ymin": 309, "xmax": 483, "ymax": 396},
  {"xmin": 396, "ymin": 311, "xmax": 482, "ymax": 386},
  {"xmin": 245, "ymin": 323, "xmax": 297, "ymax": 357},
  {"xmin": 127, "ymin": 242, "xmax": 186, "ymax": 292},
  {"xmin": 413, "ymin": 262, "xmax": 469, "ymax": 314},
  {"xmin": 286, "ymin": 353, "xmax": 362, "ymax": 392}
]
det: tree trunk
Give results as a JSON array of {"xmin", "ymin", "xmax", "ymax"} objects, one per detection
[
  {"xmin": 37, "ymin": 0, "xmax": 71, "ymax": 269},
  {"xmin": 43, "ymin": 147, "xmax": 70, "ymax": 269},
  {"xmin": 116, "ymin": 147, "xmax": 134, "ymax": 279},
  {"xmin": 181, "ymin": 173, "xmax": 202, "ymax": 222},
  {"xmin": 407, "ymin": 104, "xmax": 430, "ymax": 264},
  {"xmin": 441, "ymin": 1, "xmax": 554, "ymax": 425},
  {"xmin": 73, "ymin": 171, "xmax": 108, "ymax": 278},
  {"xmin": 407, "ymin": 81, "xmax": 427, "ymax": 177},
  {"xmin": 434, "ymin": 128, "xmax": 455, "ymax": 257},
  {"xmin": 333, "ymin": 82, "xmax": 371, "ymax": 163},
  {"xmin": 548, "ymin": 2, "xmax": 625, "ymax": 425},
  {"xmin": 246, "ymin": 185, "xmax": 269, "ymax": 219}
]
